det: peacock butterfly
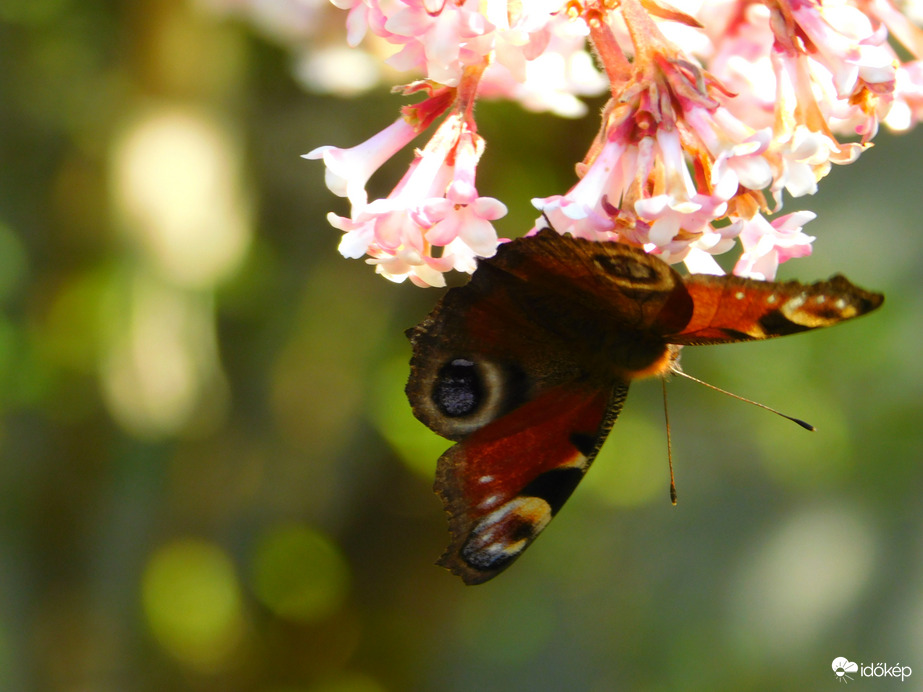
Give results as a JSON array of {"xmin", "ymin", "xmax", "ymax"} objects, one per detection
[{"xmin": 406, "ymin": 229, "xmax": 883, "ymax": 584}]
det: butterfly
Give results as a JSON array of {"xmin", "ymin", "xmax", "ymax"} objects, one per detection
[{"xmin": 405, "ymin": 229, "xmax": 883, "ymax": 584}]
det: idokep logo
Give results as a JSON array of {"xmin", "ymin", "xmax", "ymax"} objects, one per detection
[
  {"xmin": 832, "ymin": 657, "xmax": 913, "ymax": 683},
  {"xmin": 833, "ymin": 658, "xmax": 859, "ymax": 683}
]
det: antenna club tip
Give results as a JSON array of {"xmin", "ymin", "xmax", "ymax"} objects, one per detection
[{"xmin": 792, "ymin": 418, "xmax": 816, "ymax": 431}]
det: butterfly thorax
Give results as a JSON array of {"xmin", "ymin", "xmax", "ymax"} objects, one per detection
[{"xmin": 599, "ymin": 329, "xmax": 680, "ymax": 381}]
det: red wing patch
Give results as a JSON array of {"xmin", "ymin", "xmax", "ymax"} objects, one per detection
[{"xmin": 434, "ymin": 383, "xmax": 626, "ymax": 585}]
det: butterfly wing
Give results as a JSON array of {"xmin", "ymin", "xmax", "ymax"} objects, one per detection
[
  {"xmin": 669, "ymin": 273, "xmax": 884, "ymax": 344},
  {"xmin": 406, "ymin": 230, "xmax": 680, "ymax": 440},
  {"xmin": 481, "ymin": 229, "xmax": 696, "ymax": 338},
  {"xmin": 434, "ymin": 382, "xmax": 627, "ymax": 584},
  {"xmin": 507, "ymin": 232, "xmax": 883, "ymax": 345}
]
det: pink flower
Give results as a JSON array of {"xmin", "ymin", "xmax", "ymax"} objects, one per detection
[
  {"xmin": 767, "ymin": 121, "xmax": 863, "ymax": 201},
  {"xmin": 887, "ymin": 61, "xmax": 923, "ymax": 131},
  {"xmin": 285, "ymin": 0, "xmax": 923, "ymax": 284},
  {"xmin": 530, "ymin": 130, "xmax": 628, "ymax": 241},
  {"xmin": 305, "ymin": 117, "xmax": 420, "ymax": 211},
  {"xmin": 535, "ymin": 15, "xmax": 768, "ymax": 264},
  {"xmin": 384, "ymin": 0, "xmax": 495, "ymax": 86},
  {"xmin": 682, "ymin": 222, "xmax": 743, "ymax": 275},
  {"xmin": 479, "ymin": 13, "xmax": 607, "ymax": 116},
  {"xmin": 418, "ymin": 131, "xmax": 507, "ymax": 267},
  {"xmin": 683, "ymin": 107, "xmax": 773, "ymax": 199},
  {"xmin": 733, "ymin": 211, "xmax": 816, "ymax": 280},
  {"xmin": 325, "ymin": 112, "xmax": 506, "ymax": 286}
]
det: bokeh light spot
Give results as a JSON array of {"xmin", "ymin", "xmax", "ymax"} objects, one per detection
[
  {"xmin": 100, "ymin": 275, "xmax": 228, "ymax": 438},
  {"xmin": 251, "ymin": 524, "xmax": 350, "ymax": 622},
  {"xmin": 295, "ymin": 47, "xmax": 381, "ymax": 95},
  {"xmin": 726, "ymin": 503, "xmax": 877, "ymax": 659},
  {"xmin": 110, "ymin": 106, "xmax": 252, "ymax": 289},
  {"xmin": 141, "ymin": 538, "xmax": 244, "ymax": 671}
]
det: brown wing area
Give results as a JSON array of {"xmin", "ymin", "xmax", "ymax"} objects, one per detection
[
  {"xmin": 486, "ymin": 230, "xmax": 695, "ymax": 336},
  {"xmin": 406, "ymin": 255, "xmax": 593, "ymax": 441},
  {"xmin": 669, "ymin": 272, "xmax": 884, "ymax": 345},
  {"xmin": 406, "ymin": 230, "xmax": 697, "ymax": 438},
  {"xmin": 435, "ymin": 382, "xmax": 628, "ymax": 585}
]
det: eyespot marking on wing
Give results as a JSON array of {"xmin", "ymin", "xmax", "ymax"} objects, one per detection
[
  {"xmin": 412, "ymin": 355, "xmax": 531, "ymax": 439},
  {"xmin": 757, "ymin": 286, "xmax": 873, "ymax": 334},
  {"xmin": 432, "ymin": 358, "xmax": 482, "ymax": 417},
  {"xmin": 460, "ymin": 497, "xmax": 552, "ymax": 571},
  {"xmin": 592, "ymin": 253, "xmax": 661, "ymax": 285}
]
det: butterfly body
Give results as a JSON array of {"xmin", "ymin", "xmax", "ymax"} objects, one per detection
[{"xmin": 406, "ymin": 230, "xmax": 883, "ymax": 584}]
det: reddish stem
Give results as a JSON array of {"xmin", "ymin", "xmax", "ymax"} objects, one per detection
[
  {"xmin": 584, "ymin": 2, "xmax": 632, "ymax": 91},
  {"xmin": 456, "ymin": 61, "xmax": 489, "ymax": 130},
  {"xmin": 619, "ymin": 0, "xmax": 673, "ymax": 65}
]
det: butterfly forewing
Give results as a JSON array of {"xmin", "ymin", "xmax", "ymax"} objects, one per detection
[
  {"xmin": 488, "ymin": 229, "xmax": 696, "ymax": 336},
  {"xmin": 672, "ymin": 273, "xmax": 884, "ymax": 344}
]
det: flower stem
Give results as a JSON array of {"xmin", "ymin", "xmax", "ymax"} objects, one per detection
[{"xmin": 584, "ymin": 1, "xmax": 632, "ymax": 91}]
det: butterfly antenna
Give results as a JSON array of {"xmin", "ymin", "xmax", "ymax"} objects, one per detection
[
  {"xmin": 661, "ymin": 377, "xmax": 678, "ymax": 505},
  {"xmin": 672, "ymin": 369, "xmax": 816, "ymax": 431}
]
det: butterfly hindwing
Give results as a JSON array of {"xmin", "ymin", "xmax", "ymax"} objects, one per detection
[
  {"xmin": 434, "ymin": 382, "xmax": 628, "ymax": 584},
  {"xmin": 406, "ymin": 257, "xmax": 592, "ymax": 443}
]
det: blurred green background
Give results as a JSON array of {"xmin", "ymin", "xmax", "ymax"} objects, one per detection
[{"xmin": 1, "ymin": 1, "xmax": 922, "ymax": 690}]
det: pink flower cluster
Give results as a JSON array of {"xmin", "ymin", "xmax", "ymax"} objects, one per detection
[{"xmin": 305, "ymin": 0, "xmax": 923, "ymax": 284}]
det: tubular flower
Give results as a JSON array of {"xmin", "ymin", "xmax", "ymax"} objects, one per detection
[
  {"xmin": 289, "ymin": 0, "xmax": 923, "ymax": 283},
  {"xmin": 325, "ymin": 106, "xmax": 506, "ymax": 287}
]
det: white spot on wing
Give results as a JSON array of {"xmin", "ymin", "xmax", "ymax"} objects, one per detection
[
  {"xmin": 479, "ymin": 494, "xmax": 501, "ymax": 510},
  {"xmin": 480, "ymin": 503, "xmax": 515, "ymax": 528},
  {"xmin": 560, "ymin": 452, "xmax": 589, "ymax": 470},
  {"xmin": 785, "ymin": 293, "xmax": 806, "ymax": 311}
]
